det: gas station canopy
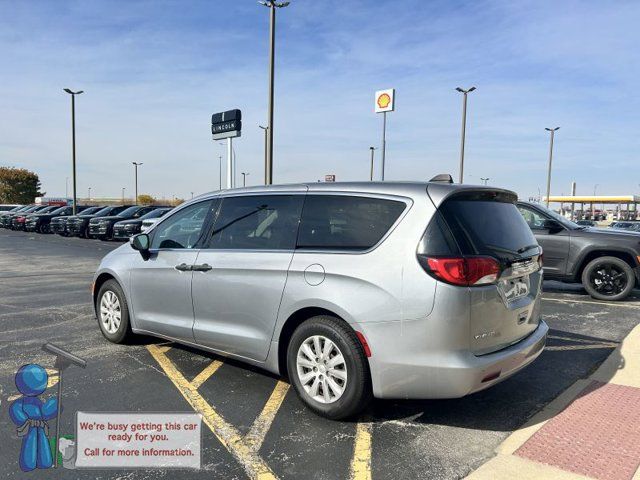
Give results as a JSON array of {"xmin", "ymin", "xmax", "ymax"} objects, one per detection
[{"xmin": 543, "ymin": 195, "xmax": 640, "ymax": 204}]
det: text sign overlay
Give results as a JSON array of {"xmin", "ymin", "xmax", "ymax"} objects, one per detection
[{"xmin": 75, "ymin": 412, "xmax": 201, "ymax": 469}]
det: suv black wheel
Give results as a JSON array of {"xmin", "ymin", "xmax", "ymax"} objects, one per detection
[
  {"xmin": 581, "ymin": 256, "xmax": 635, "ymax": 301},
  {"xmin": 96, "ymin": 279, "xmax": 134, "ymax": 343},
  {"xmin": 287, "ymin": 315, "xmax": 372, "ymax": 420}
]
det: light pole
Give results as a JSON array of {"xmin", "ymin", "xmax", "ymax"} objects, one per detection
[
  {"xmin": 455, "ymin": 86, "xmax": 475, "ymax": 183},
  {"xmin": 122, "ymin": 187, "xmax": 126, "ymax": 204},
  {"xmin": 545, "ymin": 127, "xmax": 560, "ymax": 207},
  {"xmin": 480, "ymin": 177, "xmax": 489, "ymax": 185},
  {"xmin": 259, "ymin": 0, "xmax": 290, "ymax": 185},
  {"xmin": 369, "ymin": 147, "xmax": 376, "ymax": 181},
  {"xmin": 191, "ymin": 192, "xmax": 194, "ymax": 199},
  {"xmin": 63, "ymin": 88, "xmax": 83, "ymax": 214},
  {"xmin": 259, "ymin": 125, "xmax": 268, "ymax": 185},
  {"xmin": 87, "ymin": 187, "xmax": 91, "ymax": 200},
  {"xmin": 241, "ymin": 172, "xmax": 250, "ymax": 187},
  {"xmin": 132, "ymin": 162, "xmax": 143, "ymax": 204}
]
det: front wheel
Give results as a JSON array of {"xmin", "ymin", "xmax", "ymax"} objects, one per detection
[
  {"xmin": 582, "ymin": 256, "xmax": 635, "ymax": 301},
  {"xmin": 96, "ymin": 279, "xmax": 134, "ymax": 343},
  {"xmin": 287, "ymin": 316, "xmax": 372, "ymax": 420}
]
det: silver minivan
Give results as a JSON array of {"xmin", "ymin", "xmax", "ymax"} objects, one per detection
[{"xmin": 93, "ymin": 181, "xmax": 548, "ymax": 419}]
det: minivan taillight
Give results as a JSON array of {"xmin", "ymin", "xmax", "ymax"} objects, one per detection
[{"xmin": 422, "ymin": 256, "xmax": 501, "ymax": 286}]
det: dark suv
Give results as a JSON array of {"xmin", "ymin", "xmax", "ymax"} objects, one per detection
[
  {"xmin": 67, "ymin": 206, "xmax": 133, "ymax": 238},
  {"xmin": 517, "ymin": 201, "xmax": 640, "ymax": 301},
  {"xmin": 88, "ymin": 205, "xmax": 160, "ymax": 240}
]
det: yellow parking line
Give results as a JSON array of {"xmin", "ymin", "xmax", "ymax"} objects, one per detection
[
  {"xmin": 147, "ymin": 345, "xmax": 278, "ymax": 480},
  {"xmin": 245, "ymin": 381, "xmax": 290, "ymax": 451},
  {"xmin": 191, "ymin": 359, "xmax": 223, "ymax": 389},
  {"xmin": 156, "ymin": 345, "xmax": 172, "ymax": 353},
  {"xmin": 350, "ymin": 421, "xmax": 373, "ymax": 480}
]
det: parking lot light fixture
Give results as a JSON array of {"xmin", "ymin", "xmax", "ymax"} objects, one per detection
[
  {"xmin": 132, "ymin": 162, "xmax": 143, "ymax": 204},
  {"xmin": 456, "ymin": 86, "xmax": 476, "ymax": 184},
  {"xmin": 544, "ymin": 127, "xmax": 560, "ymax": 207},
  {"xmin": 88, "ymin": 187, "xmax": 91, "ymax": 200},
  {"xmin": 480, "ymin": 177, "xmax": 489, "ymax": 185},
  {"xmin": 63, "ymin": 88, "xmax": 83, "ymax": 214},
  {"xmin": 259, "ymin": 125, "xmax": 268, "ymax": 184},
  {"xmin": 241, "ymin": 172, "xmax": 250, "ymax": 187},
  {"xmin": 260, "ymin": 0, "xmax": 290, "ymax": 185},
  {"xmin": 369, "ymin": 147, "xmax": 376, "ymax": 181}
]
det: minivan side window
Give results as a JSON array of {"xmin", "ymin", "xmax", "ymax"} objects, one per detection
[
  {"xmin": 207, "ymin": 195, "xmax": 304, "ymax": 250},
  {"xmin": 297, "ymin": 195, "xmax": 406, "ymax": 251},
  {"xmin": 151, "ymin": 200, "xmax": 213, "ymax": 250}
]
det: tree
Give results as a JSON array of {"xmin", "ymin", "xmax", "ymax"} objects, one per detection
[
  {"xmin": 0, "ymin": 167, "xmax": 44, "ymax": 203},
  {"xmin": 137, "ymin": 194, "xmax": 156, "ymax": 205}
]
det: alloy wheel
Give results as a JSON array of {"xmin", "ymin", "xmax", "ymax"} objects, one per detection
[{"xmin": 589, "ymin": 263, "xmax": 628, "ymax": 296}]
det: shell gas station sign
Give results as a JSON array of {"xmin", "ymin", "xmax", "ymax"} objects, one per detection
[{"xmin": 374, "ymin": 88, "xmax": 395, "ymax": 113}]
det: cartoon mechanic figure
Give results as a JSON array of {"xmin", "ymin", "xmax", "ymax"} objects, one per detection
[{"xmin": 9, "ymin": 364, "xmax": 58, "ymax": 472}]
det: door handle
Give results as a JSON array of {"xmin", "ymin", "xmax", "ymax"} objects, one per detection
[
  {"xmin": 175, "ymin": 263, "xmax": 192, "ymax": 272},
  {"xmin": 192, "ymin": 263, "xmax": 213, "ymax": 272}
]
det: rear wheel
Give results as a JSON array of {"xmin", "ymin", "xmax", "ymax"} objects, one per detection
[
  {"xmin": 582, "ymin": 256, "xmax": 635, "ymax": 301},
  {"xmin": 287, "ymin": 315, "xmax": 371, "ymax": 420},
  {"xmin": 96, "ymin": 279, "xmax": 133, "ymax": 343}
]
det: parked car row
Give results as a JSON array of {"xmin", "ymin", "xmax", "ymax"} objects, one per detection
[{"xmin": 0, "ymin": 203, "xmax": 173, "ymax": 240}]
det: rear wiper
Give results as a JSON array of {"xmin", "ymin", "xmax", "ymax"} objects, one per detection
[{"xmin": 517, "ymin": 244, "xmax": 540, "ymax": 254}]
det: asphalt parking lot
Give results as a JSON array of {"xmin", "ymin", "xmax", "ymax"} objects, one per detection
[{"xmin": 1, "ymin": 229, "xmax": 639, "ymax": 479}]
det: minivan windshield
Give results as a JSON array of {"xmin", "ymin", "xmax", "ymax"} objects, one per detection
[{"xmin": 440, "ymin": 192, "xmax": 539, "ymax": 260}]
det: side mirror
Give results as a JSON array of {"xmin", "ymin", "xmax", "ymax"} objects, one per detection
[
  {"xmin": 130, "ymin": 233, "xmax": 150, "ymax": 259},
  {"xmin": 542, "ymin": 219, "xmax": 563, "ymax": 232}
]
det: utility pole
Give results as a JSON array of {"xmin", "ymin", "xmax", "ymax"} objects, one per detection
[
  {"xmin": 455, "ymin": 86, "xmax": 476, "ymax": 183},
  {"xmin": 545, "ymin": 127, "xmax": 560, "ymax": 207},
  {"xmin": 259, "ymin": 125, "xmax": 268, "ymax": 184},
  {"xmin": 369, "ymin": 147, "xmax": 376, "ymax": 181},
  {"xmin": 63, "ymin": 88, "xmax": 83, "ymax": 214},
  {"xmin": 241, "ymin": 172, "xmax": 250, "ymax": 187},
  {"xmin": 260, "ymin": 0, "xmax": 290, "ymax": 185},
  {"xmin": 132, "ymin": 162, "xmax": 143, "ymax": 204}
]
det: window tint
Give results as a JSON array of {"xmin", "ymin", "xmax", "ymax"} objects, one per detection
[
  {"xmin": 151, "ymin": 200, "xmax": 214, "ymax": 250},
  {"xmin": 297, "ymin": 195, "xmax": 406, "ymax": 251},
  {"xmin": 207, "ymin": 195, "xmax": 303, "ymax": 250},
  {"xmin": 517, "ymin": 205, "xmax": 547, "ymax": 230},
  {"xmin": 417, "ymin": 212, "xmax": 460, "ymax": 256},
  {"xmin": 440, "ymin": 195, "xmax": 538, "ymax": 259}
]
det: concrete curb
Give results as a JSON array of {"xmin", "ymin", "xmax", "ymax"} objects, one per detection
[{"xmin": 466, "ymin": 323, "xmax": 640, "ymax": 480}]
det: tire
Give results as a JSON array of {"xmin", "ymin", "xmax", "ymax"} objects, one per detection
[
  {"xmin": 581, "ymin": 256, "xmax": 635, "ymax": 301},
  {"xmin": 96, "ymin": 279, "xmax": 134, "ymax": 343},
  {"xmin": 287, "ymin": 315, "xmax": 372, "ymax": 420}
]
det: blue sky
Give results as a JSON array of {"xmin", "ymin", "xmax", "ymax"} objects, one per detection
[{"xmin": 1, "ymin": 0, "xmax": 638, "ymax": 200}]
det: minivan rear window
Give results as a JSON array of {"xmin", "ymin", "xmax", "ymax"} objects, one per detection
[
  {"xmin": 439, "ymin": 192, "xmax": 539, "ymax": 260},
  {"xmin": 297, "ymin": 195, "xmax": 406, "ymax": 251}
]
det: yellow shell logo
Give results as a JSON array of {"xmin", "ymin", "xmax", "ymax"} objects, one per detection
[{"xmin": 377, "ymin": 93, "xmax": 391, "ymax": 109}]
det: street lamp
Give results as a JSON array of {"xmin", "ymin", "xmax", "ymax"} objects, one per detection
[
  {"xmin": 259, "ymin": 125, "xmax": 269, "ymax": 185},
  {"xmin": 480, "ymin": 177, "xmax": 489, "ymax": 185},
  {"xmin": 455, "ymin": 86, "xmax": 475, "ymax": 183},
  {"xmin": 369, "ymin": 147, "xmax": 376, "ymax": 181},
  {"xmin": 88, "ymin": 187, "xmax": 91, "ymax": 200},
  {"xmin": 241, "ymin": 172, "xmax": 250, "ymax": 187},
  {"xmin": 544, "ymin": 127, "xmax": 560, "ymax": 207},
  {"xmin": 63, "ymin": 88, "xmax": 83, "ymax": 214},
  {"xmin": 259, "ymin": 0, "xmax": 290, "ymax": 185},
  {"xmin": 122, "ymin": 187, "xmax": 126, "ymax": 204},
  {"xmin": 132, "ymin": 162, "xmax": 143, "ymax": 204}
]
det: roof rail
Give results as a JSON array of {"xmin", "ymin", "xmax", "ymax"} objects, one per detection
[{"xmin": 429, "ymin": 174, "xmax": 454, "ymax": 184}]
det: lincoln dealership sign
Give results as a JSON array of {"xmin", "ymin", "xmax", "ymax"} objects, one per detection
[{"xmin": 211, "ymin": 109, "xmax": 242, "ymax": 140}]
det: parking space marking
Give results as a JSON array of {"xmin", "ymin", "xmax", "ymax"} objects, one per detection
[
  {"xmin": 350, "ymin": 421, "xmax": 373, "ymax": 480},
  {"xmin": 244, "ymin": 381, "xmax": 290, "ymax": 451},
  {"xmin": 543, "ymin": 297, "xmax": 640, "ymax": 309},
  {"xmin": 545, "ymin": 334, "xmax": 618, "ymax": 351},
  {"xmin": 191, "ymin": 359, "xmax": 223, "ymax": 389},
  {"xmin": 147, "ymin": 344, "xmax": 278, "ymax": 480}
]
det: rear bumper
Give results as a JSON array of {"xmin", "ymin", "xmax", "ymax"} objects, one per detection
[{"xmin": 361, "ymin": 319, "xmax": 549, "ymax": 400}]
